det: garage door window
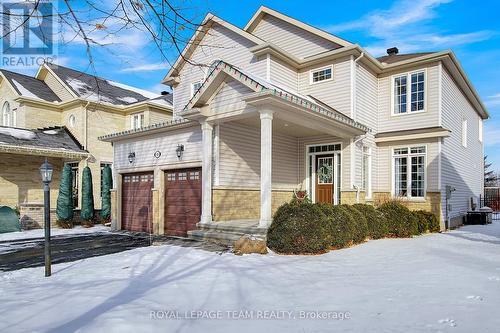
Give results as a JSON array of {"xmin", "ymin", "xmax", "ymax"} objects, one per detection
[
  {"xmin": 189, "ymin": 171, "xmax": 200, "ymax": 180},
  {"xmin": 167, "ymin": 173, "xmax": 176, "ymax": 181},
  {"xmin": 178, "ymin": 172, "xmax": 187, "ymax": 181}
]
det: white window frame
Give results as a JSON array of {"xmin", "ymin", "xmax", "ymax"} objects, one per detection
[
  {"xmin": 191, "ymin": 81, "xmax": 202, "ymax": 97},
  {"xmin": 391, "ymin": 145, "xmax": 427, "ymax": 200},
  {"xmin": 305, "ymin": 142, "xmax": 342, "ymax": 204},
  {"xmin": 362, "ymin": 146, "xmax": 372, "ymax": 199},
  {"xmin": 130, "ymin": 112, "xmax": 145, "ymax": 129},
  {"xmin": 2, "ymin": 101, "xmax": 15, "ymax": 127},
  {"xmin": 478, "ymin": 118, "xmax": 483, "ymax": 142},
  {"xmin": 391, "ymin": 69, "xmax": 427, "ymax": 116},
  {"xmin": 309, "ymin": 65, "xmax": 333, "ymax": 85},
  {"xmin": 462, "ymin": 119, "xmax": 468, "ymax": 147}
]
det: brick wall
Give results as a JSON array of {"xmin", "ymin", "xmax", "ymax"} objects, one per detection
[{"xmin": 212, "ymin": 188, "xmax": 292, "ymax": 222}]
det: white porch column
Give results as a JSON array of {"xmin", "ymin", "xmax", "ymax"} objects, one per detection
[
  {"xmin": 200, "ymin": 121, "xmax": 213, "ymax": 224},
  {"xmin": 259, "ymin": 110, "xmax": 273, "ymax": 228}
]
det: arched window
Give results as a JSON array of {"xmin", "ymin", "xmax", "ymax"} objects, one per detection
[{"xmin": 2, "ymin": 102, "xmax": 12, "ymax": 126}]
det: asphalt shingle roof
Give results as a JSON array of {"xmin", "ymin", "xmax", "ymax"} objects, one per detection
[
  {"xmin": 0, "ymin": 126, "xmax": 86, "ymax": 153},
  {"xmin": 46, "ymin": 63, "xmax": 162, "ymax": 106},
  {"xmin": 377, "ymin": 52, "xmax": 436, "ymax": 64},
  {"xmin": 0, "ymin": 69, "xmax": 61, "ymax": 102}
]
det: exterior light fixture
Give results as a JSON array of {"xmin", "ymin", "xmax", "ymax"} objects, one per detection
[
  {"xmin": 39, "ymin": 158, "xmax": 53, "ymax": 277},
  {"xmin": 176, "ymin": 144, "xmax": 184, "ymax": 159},
  {"xmin": 128, "ymin": 152, "xmax": 136, "ymax": 164}
]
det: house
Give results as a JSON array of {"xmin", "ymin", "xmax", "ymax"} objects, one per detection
[
  {"xmin": 100, "ymin": 6, "xmax": 488, "ymax": 238},
  {"xmin": 0, "ymin": 63, "xmax": 173, "ymax": 225}
]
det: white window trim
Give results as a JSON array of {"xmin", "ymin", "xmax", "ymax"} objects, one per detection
[
  {"xmin": 461, "ymin": 119, "xmax": 468, "ymax": 148},
  {"xmin": 391, "ymin": 144, "xmax": 427, "ymax": 201},
  {"xmin": 305, "ymin": 142, "xmax": 342, "ymax": 204},
  {"xmin": 130, "ymin": 112, "xmax": 145, "ymax": 129},
  {"xmin": 2, "ymin": 101, "xmax": 15, "ymax": 127},
  {"xmin": 309, "ymin": 65, "xmax": 334, "ymax": 85},
  {"xmin": 390, "ymin": 69, "xmax": 427, "ymax": 117},
  {"xmin": 191, "ymin": 81, "xmax": 202, "ymax": 97}
]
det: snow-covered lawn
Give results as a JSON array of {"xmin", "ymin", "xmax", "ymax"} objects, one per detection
[
  {"xmin": 0, "ymin": 225, "xmax": 110, "ymax": 242},
  {"xmin": 2, "ymin": 223, "xmax": 500, "ymax": 333}
]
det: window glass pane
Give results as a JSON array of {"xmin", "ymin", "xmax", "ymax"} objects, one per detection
[
  {"xmin": 394, "ymin": 148, "xmax": 408, "ymax": 155},
  {"xmin": 394, "ymin": 157, "xmax": 408, "ymax": 196},
  {"xmin": 317, "ymin": 157, "xmax": 333, "ymax": 184},
  {"xmin": 411, "ymin": 156, "xmax": 425, "ymax": 197},
  {"xmin": 410, "ymin": 72, "xmax": 425, "ymax": 112},
  {"xmin": 337, "ymin": 153, "xmax": 341, "ymax": 203},
  {"xmin": 394, "ymin": 76, "xmax": 407, "ymax": 114},
  {"xmin": 410, "ymin": 146, "xmax": 426, "ymax": 154},
  {"xmin": 312, "ymin": 67, "xmax": 332, "ymax": 83}
]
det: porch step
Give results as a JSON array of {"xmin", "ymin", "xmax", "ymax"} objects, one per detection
[{"xmin": 187, "ymin": 221, "xmax": 267, "ymax": 246}]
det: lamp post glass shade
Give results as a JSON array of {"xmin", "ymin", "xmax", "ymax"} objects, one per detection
[{"xmin": 39, "ymin": 159, "xmax": 54, "ymax": 183}]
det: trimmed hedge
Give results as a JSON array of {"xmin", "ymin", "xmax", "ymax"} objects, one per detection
[
  {"xmin": 413, "ymin": 210, "xmax": 440, "ymax": 233},
  {"xmin": 340, "ymin": 205, "xmax": 368, "ymax": 243},
  {"xmin": 267, "ymin": 200, "xmax": 439, "ymax": 255},
  {"xmin": 377, "ymin": 202, "xmax": 419, "ymax": 237},
  {"xmin": 267, "ymin": 203, "xmax": 331, "ymax": 254},
  {"xmin": 353, "ymin": 204, "xmax": 389, "ymax": 239},
  {"xmin": 318, "ymin": 204, "xmax": 356, "ymax": 249}
]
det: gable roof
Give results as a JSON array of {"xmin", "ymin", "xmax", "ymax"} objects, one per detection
[
  {"xmin": 377, "ymin": 52, "xmax": 437, "ymax": 64},
  {"xmin": 45, "ymin": 63, "xmax": 160, "ymax": 106},
  {"xmin": 244, "ymin": 6, "xmax": 352, "ymax": 48},
  {"xmin": 162, "ymin": 13, "xmax": 264, "ymax": 84},
  {"xmin": 0, "ymin": 126, "xmax": 88, "ymax": 158},
  {"xmin": 0, "ymin": 69, "xmax": 61, "ymax": 102}
]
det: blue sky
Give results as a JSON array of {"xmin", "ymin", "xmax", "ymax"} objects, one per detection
[{"xmin": 9, "ymin": 0, "xmax": 500, "ymax": 170}]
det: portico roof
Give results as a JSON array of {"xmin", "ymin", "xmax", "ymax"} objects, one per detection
[{"xmin": 182, "ymin": 60, "xmax": 370, "ymax": 134}]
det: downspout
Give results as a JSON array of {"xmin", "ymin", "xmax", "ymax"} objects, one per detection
[{"xmin": 350, "ymin": 52, "xmax": 365, "ymax": 191}]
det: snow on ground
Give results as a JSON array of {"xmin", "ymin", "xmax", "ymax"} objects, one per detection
[
  {"xmin": 2, "ymin": 223, "xmax": 500, "ymax": 333},
  {"xmin": 0, "ymin": 225, "xmax": 110, "ymax": 242}
]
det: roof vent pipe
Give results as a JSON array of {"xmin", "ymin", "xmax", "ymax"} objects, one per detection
[{"xmin": 387, "ymin": 47, "xmax": 399, "ymax": 56}]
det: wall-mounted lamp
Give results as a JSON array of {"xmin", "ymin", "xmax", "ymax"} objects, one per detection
[
  {"xmin": 176, "ymin": 144, "xmax": 184, "ymax": 159},
  {"xmin": 128, "ymin": 152, "xmax": 136, "ymax": 164}
]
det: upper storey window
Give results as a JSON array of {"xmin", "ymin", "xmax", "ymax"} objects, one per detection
[
  {"xmin": 2, "ymin": 101, "xmax": 15, "ymax": 127},
  {"xmin": 131, "ymin": 113, "xmax": 144, "ymax": 129},
  {"xmin": 310, "ymin": 65, "xmax": 333, "ymax": 84},
  {"xmin": 393, "ymin": 70, "xmax": 425, "ymax": 115},
  {"xmin": 191, "ymin": 81, "xmax": 202, "ymax": 97}
]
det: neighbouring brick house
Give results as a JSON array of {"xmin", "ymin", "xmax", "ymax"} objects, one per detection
[
  {"xmin": 0, "ymin": 63, "xmax": 173, "ymax": 226},
  {"xmin": 100, "ymin": 6, "xmax": 488, "ymax": 239}
]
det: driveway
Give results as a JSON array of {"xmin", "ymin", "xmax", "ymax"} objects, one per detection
[{"xmin": 0, "ymin": 231, "xmax": 228, "ymax": 272}]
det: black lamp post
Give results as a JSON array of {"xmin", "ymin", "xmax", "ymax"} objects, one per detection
[{"xmin": 39, "ymin": 158, "xmax": 53, "ymax": 277}]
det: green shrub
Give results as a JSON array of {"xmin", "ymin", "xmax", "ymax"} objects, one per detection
[
  {"xmin": 267, "ymin": 203, "xmax": 330, "ymax": 254},
  {"xmin": 413, "ymin": 210, "xmax": 440, "ymax": 233},
  {"xmin": 80, "ymin": 166, "xmax": 95, "ymax": 225},
  {"xmin": 56, "ymin": 164, "xmax": 74, "ymax": 227},
  {"xmin": 100, "ymin": 165, "xmax": 113, "ymax": 223},
  {"xmin": 377, "ymin": 202, "xmax": 419, "ymax": 237},
  {"xmin": 340, "ymin": 205, "xmax": 368, "ymax": 243},
  {"xmin": 319, "ymin": 204, "xmax": 356, "ymax": 249},
  {"xmin": 353, "ymin": 204, "xmax": 389, "ymax": 239}
]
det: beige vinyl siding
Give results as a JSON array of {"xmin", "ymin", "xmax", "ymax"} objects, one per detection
[
  {"xmin": 298, "ymin": 135, "xmax": 350, "ymax": 191},
  {"xmin": 251, "ymin": 14, "xmax": 341, "ymax": 58},
  {"xmin": 269, "ymin": 56, "xmax": 298, "ymax": 92},
  {"xmin": 355, "ymin": 62, "xmax": 378, "ymax": 129},
  {"xmin": 298, "ymin": 57, "xmax": 352, "ymax": 117},
  {"xmin": 211, "ymin": 80, "xmax": 254, "ymax": 114},
  {"xmin": 113, "ymin": 125, "xmax": 202, "ymax": 170},
  {"xmin": 375, "ymin": 139, "xmax": 440, "ymax": 193},
  {"xmin": 149, "ymin": 109, "xmax": 172, "ymax": 125},
  {"xmin": 378, "ymin": 63, "xmax": 440, "ymax": 133},
  {"xmin": 218, "ymin": 122, "xmax": 299, "ymax": 189},
  {"xmin": 173, "ymin": 23, "xmax": 264, "ymax": 116},
  {"xmin": 42, "ymin": 70, "xmax": 74, "ymax": 101},
  {"xmin": 441, "ymin": 67, "xmax": 483, "ymax": 219}
]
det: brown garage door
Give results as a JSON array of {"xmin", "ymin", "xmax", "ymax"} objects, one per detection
[
  {"xmin": 122, "ymin": 172, "xmax": 154, "ymax": 232},
  {"xmin": 165, "ymin": 168, "xmax": 202, "ymax": 236}
]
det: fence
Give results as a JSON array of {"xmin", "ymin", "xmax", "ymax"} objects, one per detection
[{"xmin": 480, "ymin": 187, "xmax": 500, "ymax": 220}]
